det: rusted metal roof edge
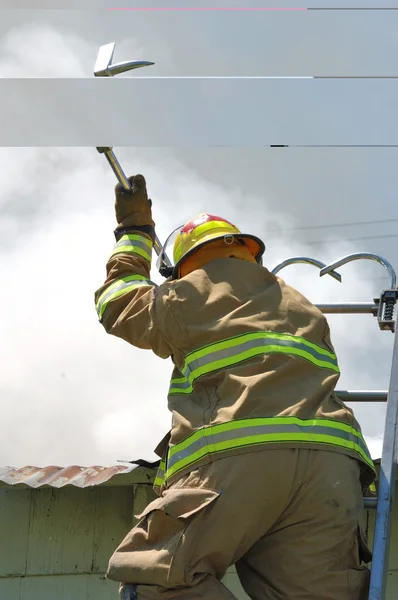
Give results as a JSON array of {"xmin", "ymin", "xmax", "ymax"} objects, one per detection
[
  {"xmin": 0, "ymin": 458, "xmax": 384, "ymax": 489},
  {"xmin": 0, "ymin": 463, "xmax": 156, "ymax": 489}
]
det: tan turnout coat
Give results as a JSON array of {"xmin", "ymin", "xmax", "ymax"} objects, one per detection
[{"xmin": 94, "ymin": 231, "xmax": 375, "ymax": 493}]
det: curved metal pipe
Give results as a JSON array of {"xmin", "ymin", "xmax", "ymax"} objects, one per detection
[
  {"xmin": 320, "ymin": 253, "xmax": 397, "ymax": 289},
  {"xmin": 271, "ymin": 257, "xmax": 342, "ymax": 283}
]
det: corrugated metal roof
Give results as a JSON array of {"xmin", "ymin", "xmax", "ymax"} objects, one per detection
[
  {"xmin": 0, "ymin": 464, "xmax": 139, "ymax": 489},
  {"xmin": 0, "ymin": 458, "xmax": 383, "ymax": 489}
]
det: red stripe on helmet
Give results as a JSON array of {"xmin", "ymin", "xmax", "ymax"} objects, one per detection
[{"xmin": 181, "ymin": 213, "xmax": 234, "ymax": 234}]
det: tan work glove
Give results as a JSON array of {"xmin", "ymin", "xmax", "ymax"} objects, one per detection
[{"xmin": 114, "ymin": 174, "xmax": 155, "ymax": 229}]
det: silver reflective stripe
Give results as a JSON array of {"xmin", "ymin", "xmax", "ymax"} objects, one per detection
[
  {"xmin": 96, "ymin": 275, "xmax": 156, "ymax": 319},
  {"xmin": 165, "ymin": 417, "xmax": 374, "ymax": 480},
  {"xmin": 168, "ymin": 423, "xmax": 369, "ymax": 465},
  {"xmin": 169, "ymin": 375, "xmax": 192, "ymax": 394},
  {"xmin": 169, "ymin": 331, "xmax": 339, "ymax": 395},
  {"xmin": 182, "ymin": 336, "xmax": 337, "ymax": 379},
  {"xmin": 111, "ymin": 234, "xmax": 153, "ymax": 262}
]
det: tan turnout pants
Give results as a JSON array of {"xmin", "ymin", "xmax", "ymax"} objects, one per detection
[{"xmin": 107, "ymin": 448, "xmax": 372, "ymax": 600}]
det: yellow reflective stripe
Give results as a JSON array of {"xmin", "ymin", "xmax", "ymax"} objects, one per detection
[
  {"xmin": 96, "ymin": 274, "xmax": 156, "ymax": 319},
  {"xmin": 154, "ymin": 459, "xmax": 166, "ymax": 488},
  {"xmin": 190, "ymin": 220, "xmax": 240, "ymax": 238},
  {"xmin": 169, "ymin": 377, "xmax": 192, "ymax": 395},
  {"xmin": 174, "ymin": 242, "xmax": 182, "ymax": 262},
  {"xmin": 169, "ymin": 331, "xmax": 339, "ymax": 395},
  {"xmin": 112, "ymin": 245, "xmax": 151, "ymax": 261},
  {"xmin": 167, "ymin": 416, "xmax": 358, "ymax": 457},
  {"xmin": 190, "ymin": 344, "xmax": 337, "ymax": 377},
  {"xmin": 186, "ymin": 331, "xmax": 337, "ymax": 365},
  {"xmin": 165, "ymin": 417, "xmax": 374, "ymax": 481},
  {"xmin": 167, "ymin": 433, "xmax": 371, "ymax": 479},
  {"xmin": 111, "ymin": 234, "xmax": 152, "ymax": 262},
  {"xmin": 115, "ymin": 233, "xmax": 152, "ymax": 248}
]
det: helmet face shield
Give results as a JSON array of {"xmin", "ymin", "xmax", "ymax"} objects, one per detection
[{"xmin": 156, "ymin": 224, "xmax": 183, "ymax": 277}]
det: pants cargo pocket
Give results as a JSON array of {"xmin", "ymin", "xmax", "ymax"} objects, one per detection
[
  {"xmin": 107, "ymin": 486, "xmax": 220, "ymax": 588},
  {"xmin": 357, "ymin": 524, "xmax": 372, "ymax": 564},
  {"xmin": 347, "ymin": 524, "xmax": 372, "ymax": 600}
]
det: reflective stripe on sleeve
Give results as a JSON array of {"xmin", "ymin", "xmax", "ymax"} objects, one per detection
[
  {"xmin": 110, "ymin": 234, "xmax": 153, "ymax": 262},
  {"xmin": 96, "ymin": 274, "xmax": 156, "ymax": 319},
  {"xmin": 169, "ymin": 331, "xmax": 339, "ymax": 395},
  {"xmin": 165, "ymin": 417, "xmax": 374, "ymax": 481},
  {"xmin": 154, "ymin": 459, "xmax": 166, "ymax": 489}
]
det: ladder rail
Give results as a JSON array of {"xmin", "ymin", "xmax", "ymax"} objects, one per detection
[
  {"xmin": 315, "ymin": 303, "xmax": 397, "ymax": 599},
  {"xmin": 314, "ymin": 299, "xmax": 397, "ymax": 598},
  {"xmin": 336, "ymin": 391, "xmax": 387, "ymax": 403},
  {"xmin": 273, "ymin": 253, "xmax": 398, "ymax": 599},
  {"xmin": 317, "ymin": 303, "xmax": 377, "ymax": 315},
  {"xmin": 368, "ymin": 327, "xmax": 398, "ymax": 600}
]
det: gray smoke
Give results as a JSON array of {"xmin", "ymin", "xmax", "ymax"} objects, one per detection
[{"xmin": 0, "ymin": 14, "xmax": 396, "ymax": 466}]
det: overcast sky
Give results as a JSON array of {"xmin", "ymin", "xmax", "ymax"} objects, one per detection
[{"xmin": 1, "ymin": 8, "xmax": 397, "ymax": 468}]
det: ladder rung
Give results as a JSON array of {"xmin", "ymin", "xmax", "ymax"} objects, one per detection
[
  {"xmin": 336, "ymin": 391, "xmax": 387, "ymax": 403},
  {"xmin": 316, "ymin": 303, "xmax": 377, "ymax": 315},
  {"xmin": 364, "ymin": 497, "xmax": 378, "ymax": 509}
]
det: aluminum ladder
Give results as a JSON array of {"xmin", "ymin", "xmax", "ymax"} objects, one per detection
[{"xmin": 272, "ymin": 252, "xmax": 398, "ymax": 600}]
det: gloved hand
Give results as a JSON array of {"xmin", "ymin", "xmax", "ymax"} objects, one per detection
[{"xmin": 114, "ymin": 174, "xmax": 155, "ymax": 229}]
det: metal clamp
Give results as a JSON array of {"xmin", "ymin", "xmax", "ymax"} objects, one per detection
[{"xmin": 376, "ymin": 289, "xmax": 398, "ymax": 332}]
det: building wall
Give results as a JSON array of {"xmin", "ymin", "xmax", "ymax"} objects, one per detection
[
  {"xmin": 0, "ymin": 484, "xmax": 137, "ymax": 598},
  {"xmin": 0, "ymin": 473, "xmax": 396, "ymax": 600}
]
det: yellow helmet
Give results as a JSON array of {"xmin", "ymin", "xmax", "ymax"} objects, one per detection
[{"xmin": 157, "ymin": 213, "xmax": 265, "ymax": 279}]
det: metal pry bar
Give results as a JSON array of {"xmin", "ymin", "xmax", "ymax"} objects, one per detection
[
  {"xmin": 96, "ymin": 146, "xmax": 170, "ymax": 266},
  {"xmin": 94, "ymin": 43, "xmax": 171, "ymax": 270},
  {"xmin": 94, "ymin": 42, "xmax": 154, "ymax": 77}
]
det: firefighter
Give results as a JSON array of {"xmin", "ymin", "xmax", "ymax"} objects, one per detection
[{"xmin": 95, "ymin": 175, "xmax": 375, "ymax": 600}]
